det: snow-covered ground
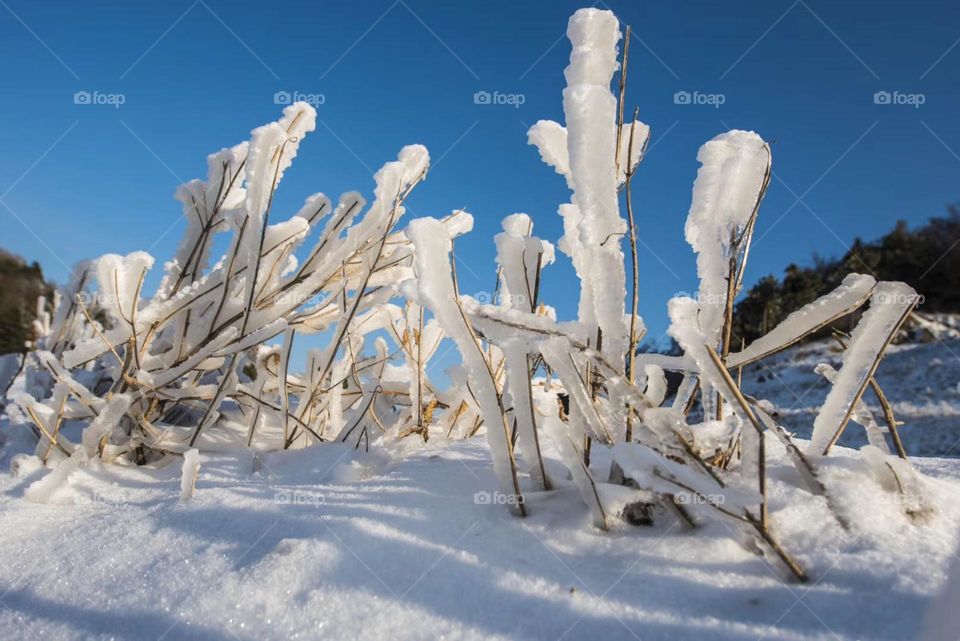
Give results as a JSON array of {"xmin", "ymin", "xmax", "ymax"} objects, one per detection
[
  {"xmin": 739, "ymin": 334, "xmax": 960, "ymax": 457},
  {"xmin": 1, "ymin": 411, "xmax": 958, "ymax": 641}
]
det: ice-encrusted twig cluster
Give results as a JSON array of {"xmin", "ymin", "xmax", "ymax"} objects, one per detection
[
  {"xmin": 409, "ymin": 7, "xmax": 933, "ymax": 581},
  {"xmin": 7, "ymin": 102, "xmax": 460, "ymax": 472}
]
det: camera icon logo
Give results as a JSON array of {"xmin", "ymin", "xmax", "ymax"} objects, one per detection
[
  {"xmin": 673, "ymin": 91, "xmax": 691, "ymax": 105},
  {"xmin": 873, "ymin": 91, "xmax": 891, "ymax": 105},
  {"xmin": 473, "ymin": 91, "xmax": 492, "ymax": 105},
  {"xmin": 73, "ymin": 91, "xmax": 91, "ymax": 105},
  {"xmin": 274, "ymin": 91, "xmax": 292, "ymax": 105}
]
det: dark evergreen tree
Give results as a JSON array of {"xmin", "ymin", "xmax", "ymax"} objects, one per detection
[{"xmin": 733, "ymin": 205, "xmax": 960, "ymax": 344}]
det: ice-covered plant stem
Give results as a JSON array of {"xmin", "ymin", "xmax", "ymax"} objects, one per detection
[
  {"xmin": 408, "ymin": 215, "xmax": 526, "ymax": 515},
  {"xmin": 10, "ymin": 101, "xmax": 451, "ymax": 471}
]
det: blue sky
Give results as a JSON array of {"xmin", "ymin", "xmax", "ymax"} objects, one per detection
[{"xmin": 1, "ymin": 0, "xmax": 959, "ymax": 355}]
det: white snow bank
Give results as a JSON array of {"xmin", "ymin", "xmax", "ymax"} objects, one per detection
[{"xmin": 0, "ymin": 436, "xmax": 956, "ymax": 641}]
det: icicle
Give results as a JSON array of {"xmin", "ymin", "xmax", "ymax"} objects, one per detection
[
  {"xmin": 643, "ymin": 364, "xmax": 667, "ymax": 407},
  {"xmin": 685, "ymin": 130, "xmax": 769, "ymax": 349},
  {"xmin": 728, "ymin": 273, "xmax": 876, "ymax": 367},
  {"xmin": 180, "ymin": 449, "xmax": 201, "ymax": 501},
  {"xmin": 408, "ymin": 215, "xmax": 526, "ymax": 515},
  {"xmin": 815, "ymin": 363, "xmax": 890, "ymax": 453},
  {"xmin": 810, "ymin": 282, "xmax": 918, "ymax": 455},
  {"xmin": 561, "ymin": 8, "xmax": 629, "ymax": 369}
]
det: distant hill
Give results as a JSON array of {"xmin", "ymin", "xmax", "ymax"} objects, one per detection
[
  {"xmin": 733, "ymin": 205, "xmax": 960, "ymax": 344},
  {"xmin": 0, "ymin": 249, "xmax": 51, "ymax": 354}
]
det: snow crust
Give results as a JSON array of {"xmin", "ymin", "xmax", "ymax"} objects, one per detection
[{"xmin": 0, "ymin": 434, "xmax": 957, "ymax": 641}]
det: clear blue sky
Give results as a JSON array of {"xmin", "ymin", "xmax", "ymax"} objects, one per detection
[{"xmin": 1, "ymin": 0, "xmax": 958, "ymax": 351}]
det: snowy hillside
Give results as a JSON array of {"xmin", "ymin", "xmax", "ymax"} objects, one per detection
[{"xmin": 739, "ymin": 327, "xmax": 960, "ymax": 457}]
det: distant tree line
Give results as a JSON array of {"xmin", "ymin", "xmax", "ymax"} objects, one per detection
[
  {"xmin": 0, "ymin": 249, "xmax": 51, "ymax": 354},
  {"xmin": 733, "ymin": 205, "xmax": 960, "ymax": 344}
]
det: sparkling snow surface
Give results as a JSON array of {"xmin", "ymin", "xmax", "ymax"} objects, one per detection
[{"xmin": 0, "ymin": 422, "xmax": 958, "ymax": 641}]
